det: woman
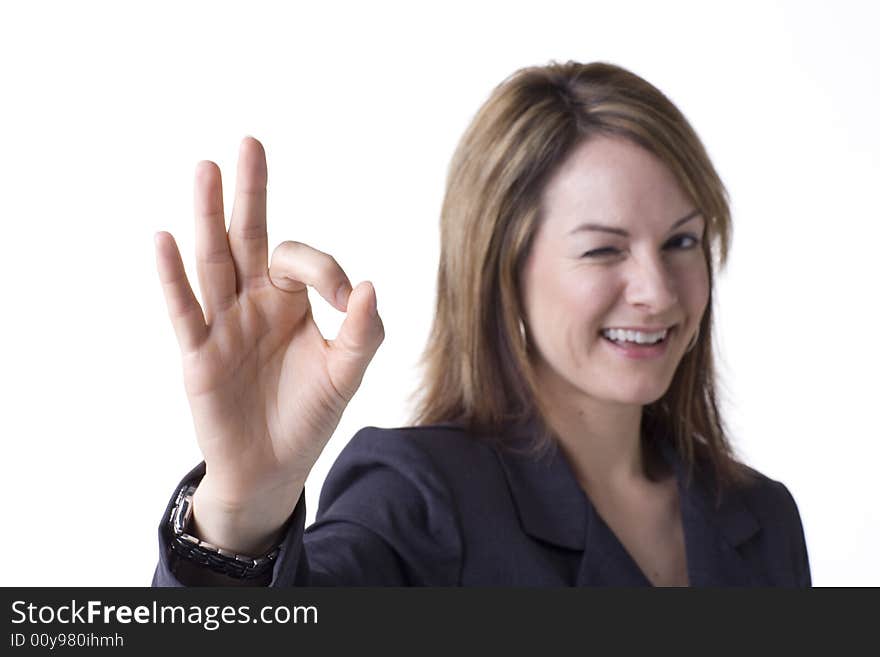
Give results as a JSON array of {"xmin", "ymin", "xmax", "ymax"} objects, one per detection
[{"xmin": 152, "ymin": 61, "xmax": 811, "ymax": 587}]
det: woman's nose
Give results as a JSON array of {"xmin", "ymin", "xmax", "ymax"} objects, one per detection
[{"xmin": 624, "ymin": 256, "xmax": 678, "ymax": 311}]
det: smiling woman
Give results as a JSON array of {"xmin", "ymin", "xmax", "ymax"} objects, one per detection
[{"xmin": 152, "ymin": 60, "xmax": 810, "ymax": 588}]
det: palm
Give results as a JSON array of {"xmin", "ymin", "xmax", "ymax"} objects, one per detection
[
  {"xmin": 155, "ymin": 137, "xmax": 382, "ymax": 499},
  {"xmin": 183, "ymin": 288, "xmax": 336, "ymax": 480}
]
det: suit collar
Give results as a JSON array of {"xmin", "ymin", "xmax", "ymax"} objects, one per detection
[
  {"xmin": 657, "ymin": 440, "xmax": 765, "ymax": 586},
  {"xmin": 494, "ymin": 420, "xmax": 767, "ymax": 585},
  {"xmin": 657, "ymin": 440, "xmax": 760, "ymax": 548},
  {"xmin": 493, "ymin": 421, "xmax": 587, "ymax": 551}
]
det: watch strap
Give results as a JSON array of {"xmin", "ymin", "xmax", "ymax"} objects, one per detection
[{"xmin": 167, "ymin": 483, "xmax": 280, "ymax": 580}]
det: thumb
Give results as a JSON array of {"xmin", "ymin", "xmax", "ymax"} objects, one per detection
[{"xmin": 326, "ymin": 281, "xmax": 384, "ymax": 401}]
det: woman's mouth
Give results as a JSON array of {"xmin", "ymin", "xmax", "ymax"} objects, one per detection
[{"xmin": 599, "ymin": 326, "xmax": 675, "ymax": 360}]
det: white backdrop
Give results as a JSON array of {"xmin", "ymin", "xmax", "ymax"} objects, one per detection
[{"xmin": 1, "ymin": 0, "xmax": 876, "ymax": 586}]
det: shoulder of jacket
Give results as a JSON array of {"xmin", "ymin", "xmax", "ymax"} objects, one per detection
[
  {"xmin": 326, "ymin": 423, "xmax": 501, "ymax": 487},
  {"xmin": 729, "ymin": 462, "xmax": 803, "ymax": 527},
  {"xmin": 317, "ymin": 424, "xmax": 490, "ymax": 520},
  {"xmin": 346, "ymin": 423, "xmax": 490, "ymax": 458},
  {"xmin": 729, "ymin": 462, "xmax": 810, "ymax": 584}
]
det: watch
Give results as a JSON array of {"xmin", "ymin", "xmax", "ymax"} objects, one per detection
[{"xmin": 168, "ymin": 483, "xmax": 280, "ymax": 580}]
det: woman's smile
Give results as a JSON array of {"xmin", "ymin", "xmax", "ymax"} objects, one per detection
[{"xmin": 599, "ymin": 325, "xmax": 677, "ymax": 360}]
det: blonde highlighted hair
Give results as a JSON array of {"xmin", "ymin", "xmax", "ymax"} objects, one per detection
[{"xmin": 408, "ymin": 60, "xmax": 753, "ymax": 498}]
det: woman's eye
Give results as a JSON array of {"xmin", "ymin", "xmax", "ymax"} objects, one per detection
[
  {"xmin": 581, "ymin": 247, "xmax": 620, "ymax": 258},
  {"xmin": 581, "ymin": 234, "xmax": 701, "ymax": 259},
  {"xmin": 583, "ymin": 247, "xmax": 617, "ymax": 257},
  {"xmin": 666, "ymin": 233, "xmax": 701, "ymax": 250}
]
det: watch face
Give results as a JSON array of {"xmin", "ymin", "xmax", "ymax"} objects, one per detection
[{"xmin": 171, "ymin": 485, "xmax": 197, "ymax": 536}]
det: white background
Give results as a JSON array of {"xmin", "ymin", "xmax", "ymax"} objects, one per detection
[{"xmin": 1, "ymin": 0, "xmax": 877, "ymax": 586}]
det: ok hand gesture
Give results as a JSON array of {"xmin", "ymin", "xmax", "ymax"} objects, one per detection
[{"xmin": 154, "ymin": 137, "xmax": 384, "ymax": 554}]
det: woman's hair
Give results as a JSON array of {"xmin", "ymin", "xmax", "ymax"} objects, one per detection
[{"xmin": 408, "ymin": 60, "xmax": 754, "ymax": 499}]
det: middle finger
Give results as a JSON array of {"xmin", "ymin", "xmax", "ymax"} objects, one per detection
[{"xmin": 228, "ymin": 136, "xmax": 269, "ymax": 290}]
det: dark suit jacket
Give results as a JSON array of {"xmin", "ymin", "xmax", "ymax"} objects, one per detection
[{"xmin": 153, "ymin": 422, "xmax": 811, "ymax": 587}]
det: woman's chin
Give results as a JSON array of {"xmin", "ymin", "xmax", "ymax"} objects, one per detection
[{"xmin": 593, "ymin": 382, "xmax": 671, "ymax": 407}]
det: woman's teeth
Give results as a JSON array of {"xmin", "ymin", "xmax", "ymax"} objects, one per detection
[{"xmin": 601, "ymin": 328, "xmax": 668, "ymax": 345}]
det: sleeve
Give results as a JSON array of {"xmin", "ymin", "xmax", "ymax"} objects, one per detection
[{"xmin": 152, "ymin": 427, "xmax": 463, "ymax": 587}]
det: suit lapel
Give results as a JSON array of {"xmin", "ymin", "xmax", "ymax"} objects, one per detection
[
  {"xmin": 494, "ymin": 420, "xmax": 770, "ymax": 586},
  {"xmin": 493, "ymin": 423, "xmax": 587, "ymax": 551},
  {"xmin": 658, "ymin": 440, "xmax": 769, "ymax": 586},
  {"xmin": 578, "ymin": 508, "xmax": 653, "ymax": 586}
]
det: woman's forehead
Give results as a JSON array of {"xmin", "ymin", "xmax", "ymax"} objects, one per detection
[{"xmin": 538, "ymin": 137, "xmax": 696, "ymax": 236}]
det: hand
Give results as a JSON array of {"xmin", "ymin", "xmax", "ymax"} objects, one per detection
[{"xmin": 154, "ymin": 137, "xmax": 384, "ymax": 553}]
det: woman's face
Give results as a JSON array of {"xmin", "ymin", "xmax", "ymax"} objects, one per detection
[{"xmin": 520, "ymin": 135, "xmax": 709, "ymax": 410}]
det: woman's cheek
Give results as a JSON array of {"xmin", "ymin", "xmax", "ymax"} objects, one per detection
[
  {"xmin": 578, "ymin": 272, "xmax": 618, "ymax": 308},
  {"xmin": 671, "ymin": 257, "xmax": 709, "ymax": 304}
]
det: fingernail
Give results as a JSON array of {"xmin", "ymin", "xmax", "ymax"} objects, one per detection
[
  {"xmin": 335, "ymin": 283, "xmax": 351, "ymax": 310},
  {"xmin": 370, "ymin": 285, "xmax": 378, "ymax": 316}
]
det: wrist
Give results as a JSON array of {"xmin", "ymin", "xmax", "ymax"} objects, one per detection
[
  {"xmin": 191, "ymin": 475, "xmax": 303, "ymax": 556},
  {"xmin": 167, "ymin": 483, "xmax": 281, "ymax": 582}
]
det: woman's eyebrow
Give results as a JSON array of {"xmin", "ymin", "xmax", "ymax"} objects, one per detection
[{"xmin": 567, "ymin": 208, "xmax": 702, "ymax": 237}]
